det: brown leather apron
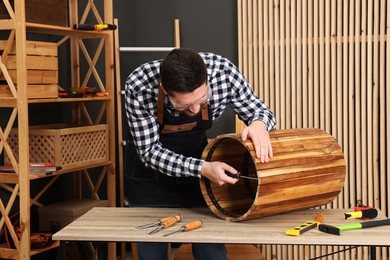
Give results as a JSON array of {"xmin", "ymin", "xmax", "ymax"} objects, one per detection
[{"xmin": 124, "ymin": 87, "xmax": 212, "ymax": 207}]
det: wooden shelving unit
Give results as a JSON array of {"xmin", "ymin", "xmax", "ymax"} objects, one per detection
[{"xmin": 0, "ymin": 0, "xmax": 116, "ymax": 259}]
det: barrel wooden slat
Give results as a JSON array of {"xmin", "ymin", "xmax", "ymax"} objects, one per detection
[{"xmin": 200, "ymin": 128, "xmax": 346, "ymax": 222}]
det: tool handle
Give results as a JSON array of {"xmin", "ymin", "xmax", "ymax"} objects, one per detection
[
  {"xmin": 95, "ymin": 23, "xmax": 117, "ymax": 30},
  {"xmin": 345, "ymin": 208, "xmax": 378, "ymax": 220},
  {"xmin": 161, "ymin": 214, "xmax": 182, "ymax": 224},
  {"xmin": 225, "ymin": 171, "xmax": 240, "ymax": 179},
  {"xmin": 183, "ymin": 220, "xmax": 203, "ymax": 231},
  {"xmin": 73, "ymin": 24, "xmax": 95, "ymax": 30},
  {"xmin": 361, "ymin": 218, "xmax": 390, "ymax": 229},
  {"xmin": 162, "ymin": 215, "xmax": 182, "ymax": 228},
  {"xmin": 161, "ymin": 214, "xmax": 182, "ymax": 223}
]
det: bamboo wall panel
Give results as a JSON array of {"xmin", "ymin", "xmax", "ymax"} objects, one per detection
[{"xmin": 237, "ymin": 0, "xmax": 389, "ymax": 259}]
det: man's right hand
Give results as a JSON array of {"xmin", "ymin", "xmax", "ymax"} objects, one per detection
[{"xmin": 200, "ymin": 161, "xmax": 239, "ymax": 186}]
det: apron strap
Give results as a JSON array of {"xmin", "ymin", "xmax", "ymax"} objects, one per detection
[
  {"xmin": 202, "ymin": 104, "xmax": 209, "ymax": 121},
  {"xmin": 157, "ymin": 85, "xmax": 165, "ymax": 124}
]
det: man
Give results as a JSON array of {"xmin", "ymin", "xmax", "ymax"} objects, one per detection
[{"xmin": 124, "ymin": 48, "xmax": 276, "ymax": 260}]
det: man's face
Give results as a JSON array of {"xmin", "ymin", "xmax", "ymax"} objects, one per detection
[{"xmin": 166, "ymin": 83, "xmax": 210, "ymax": 116}]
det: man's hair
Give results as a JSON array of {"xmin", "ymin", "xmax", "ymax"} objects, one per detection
[{"xmin": 160, "ymin": 48, "xmax": 207, "ymax": 95}]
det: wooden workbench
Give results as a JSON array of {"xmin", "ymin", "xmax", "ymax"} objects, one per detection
[{"xmin": 52, "ymin": 207, "xmax": 390, "ymax": 247}]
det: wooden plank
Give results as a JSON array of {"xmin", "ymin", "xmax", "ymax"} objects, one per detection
[
  {"xmin": 4, "ymin": 55, "xmax": 58, "ymax": 70},
  {"xmin": 258, "ymin": 0, "xmax": 264, "ymax": 105},
  {"xmin": 0, "ymin": 84, "xmax": 58, "ymax": 98},
  {"xmin": 342, "ymin": 0, "xmax": 350, "ymax": 209},
  {"xmin": 1, "ymin": 70, "xmax": 58, "ymax": 84},
  {"xmin": 0, "ymin": 40, "xmax": 57, "ymax": 56},
  {"xmin": 279, "ymin": 0, "xmax": 285, "ymax": 130},
  {"xmin": 302, "ymin": 0, "xmax": 307, "ymax": 128},
  {"xmin": 291, "ymin": 0, "xmax": 296, "ymax": 128},
  {"xmin": 263, "ymin": 0, "xmax": 269, "ymax": 104},
  {"xmin": 296, "ymin": 0, "xmax": 302, "ymax": 128},
  {"xmin": 325, "ymin": 0, "xmax": 331, "ymax": 133},
  {"xmin": 354, "ymin": 0, "xmax": 362, "ymax": 208},
  {"xmin": 313, "ymin": 0, "xmax": 319, "ymax": 129},
  {"xmin": 386, "ymin": 0, "xmax": 390, "ymax": 221},
  {"xmin": 253, "ymin": 0, "xmax": 259, "ymax": 110},
  {"xmin": 348, "ymin": 0, "xmax": 356, "ymax": 216},
  {"xmin": 285, "ymin": 0, "xmax": 291, "ymax": 129},
  {"xmin": 380, "ymin": 0, "xmax": 388, "ymax": 220},
  {"xmin": 247, "ymin": 0, "xmax": 253, "ymax": 91},
  {"xmin": 273, "ymin": 0, "xmax": 279, "ymax": 128},
  {"xmin": 308, "ymin": 0, "xmax": 314, "ymax": 129},
  {"xmin": 269, "ymin": 0, "xmax": 275, "ymax": 115}
]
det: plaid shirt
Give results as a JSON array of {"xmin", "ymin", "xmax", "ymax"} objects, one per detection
[{"xmin": 124, "ymin": 52, "xmax": 276, "ymax": 178}]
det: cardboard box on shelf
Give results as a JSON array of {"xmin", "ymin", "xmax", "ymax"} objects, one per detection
[{"xmin": 38, "ymin": 199, "xmax": 110, "ymax": 232}]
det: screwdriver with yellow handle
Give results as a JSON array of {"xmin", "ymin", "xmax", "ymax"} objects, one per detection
[
  {"xmin": 135, "ymin": 215, "xmax": 182, "ymax": 230},
  {"xmin": 163, "ymin": 220, "xmax": 203, "ymax": 237},
  {"xmin": 148, "ymin": 215, "xmax": 183, "ymax": 235}
]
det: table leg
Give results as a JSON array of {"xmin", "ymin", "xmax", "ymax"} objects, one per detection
[
  {"xmin": 370, "ymin": 246, "xmax": 376, "ymax": 260},
  {"xmin": 59, "ymin": 241, "xmax": 66, "ymax": 260}
]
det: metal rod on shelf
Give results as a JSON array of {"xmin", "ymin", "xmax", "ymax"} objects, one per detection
[{"xmin": 120, "ymin": 47, "xmax": 175, "ymax": 52}]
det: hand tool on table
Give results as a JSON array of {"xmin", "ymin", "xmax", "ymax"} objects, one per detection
[
  {"xmin": 285, "ymin": 213, "xmax": 324, "ymax": 236},
  {"xmin": 318, "ymin": 218, "xmax": 390, "ymax": 236},
  {"xmin": 135, "ymin": 214, "xmax": 182, "ymax": 230},
  {"xmin": 163, "ymin": 220, "xmax": 203, "ymax": 237},
  {"xmin": 225, "ymin": 171, "xmax": 257, "ymax": 181},
  {"xmin": 148, "ymin": 215, "xmax": 183, "ymax": 235},
  {"xmin": 344, "ymin": 208, "xmax": 377, "ymax": 220}
]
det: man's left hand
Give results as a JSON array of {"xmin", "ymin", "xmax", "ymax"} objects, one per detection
[{"xmin": 241, "ymin": 120, "xmax": 273, "ymax": 163}]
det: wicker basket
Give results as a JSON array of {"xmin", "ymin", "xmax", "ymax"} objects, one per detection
[{"xmin": 5, "ymin": 124, "xmax": 109, "ymax": 171}]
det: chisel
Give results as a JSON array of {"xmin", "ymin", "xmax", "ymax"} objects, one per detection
[
  {"xmin": 163, "ymin": 220, "xmax": 203, "ymax": 237},
  {"xmin": 225, "ymin": 171, "xmax": 257, "ymax": 181},
  {"xmin": 135, "ymin": 215, "xmax": 182, "ymax": 230}
]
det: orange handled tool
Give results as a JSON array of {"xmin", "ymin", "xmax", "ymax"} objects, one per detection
[
  {"xmin": 135, "ymin": 215, "xmax": 182, "ymax": 230},
  {"xmin": 163, "ymin": 220, "xmax": 203, "ymax": 237},
  {"xmin": 148, "ymin": 215, "xmax": 183, "ymax": 235}
]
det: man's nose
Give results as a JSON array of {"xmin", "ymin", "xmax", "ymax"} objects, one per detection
[{"xmin": 187, "ymin": 104, "xmax": 201, "ymax": 115}]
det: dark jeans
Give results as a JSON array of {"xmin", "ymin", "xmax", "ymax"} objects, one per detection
[{"xmin": 137, "ymin": 242, "xmax": 227, "ymax": 260}]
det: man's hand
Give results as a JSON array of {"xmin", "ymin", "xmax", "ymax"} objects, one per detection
[
  {"xmin": 241, "ymin": 120, "xmax": 273, "ymax": 163},
  {"xmin": 200, "ymin": 161, "xmax": 239, "ymax": 186}
]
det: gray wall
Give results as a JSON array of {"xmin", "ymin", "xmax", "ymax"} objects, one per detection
[{"xmin": 114, "ymin": 0, "xmax": 238, "ymax": 138}]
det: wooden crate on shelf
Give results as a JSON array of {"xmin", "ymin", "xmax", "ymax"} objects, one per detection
[
  {"xmin": 0, "ymin": 0, "xmax": 68, "ymax": 26},
  {"xmin": 5, "ymin": 124, "xmax": 109, "ymax": 171},
  {"xmin": 0, "ymin": 40, "xmax": 59, "ymax": 99}
]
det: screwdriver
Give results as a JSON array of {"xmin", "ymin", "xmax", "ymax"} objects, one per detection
[
  {"xmin": 225, "ymin": 171, "xmax": 257, "ymax": 181},
  {"xmin": 135, "ymin": 215, "xmax": 182, "ymax": 230},
  {"xmin": 163, "ymin": 220, "xmax": 203, "ymax": 237},
  {"xmin": 148, "ymin": 215, "xmax": 183, "ymax": 235}
]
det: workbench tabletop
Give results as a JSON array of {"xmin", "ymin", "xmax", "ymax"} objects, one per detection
[{"xmin": 52, "ymin": 207, "xmax": 390, "ymax": 246}]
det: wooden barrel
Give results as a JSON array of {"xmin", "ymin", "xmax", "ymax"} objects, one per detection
[{"xmin": 200, "ymin": 128, "xmax": 346, "ymax": 222}]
